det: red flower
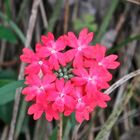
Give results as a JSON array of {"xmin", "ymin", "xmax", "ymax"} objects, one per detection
[
  {"xmin": 45, "ymin": 103, "xmax": 59, "ymax": 121},
  {"xmin": 47, "ymin": 79, "xmax": 75, "ymax": 112},
  {"xmin": 72, "ymin": 87, "xmax": 96, "ymax": 123},
  {"xmin": 72, "ymin": 66, "xmax": 112, "ymax": 96},
  {"xmin": 20, "ymin": 48, "xmax": 51, "ymax": 75},
  {"xmin": 22, "ymin": 74, "xmax": 56, "ymax": 101},
  {"xmin": 84, "ymin": 44, "xmax": 120, "ymax": 70},
  {"xmin": 28, "ymin": 103, "xmax": 44, "ymax": 120},
  {"xmin": 37, "ymin": 32, "xmax": 67, "ymax": 70},
  {"xmin": 20, "ymin": 28, "xmax": 120, "ymax": 123},
  {"xmin": 65, "ymin": 28, "xmax": 94, "ymax": 67},
  {"xmin": 28, "ymin": 94, "xmax": 59, "ymax": 121},
  {"xmin": 93, "ymin": 91, "xmax": 111, "ymax": 108}
]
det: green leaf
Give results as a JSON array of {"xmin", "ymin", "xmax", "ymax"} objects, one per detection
[
  {"xmin": 83, "ymin": 14, "xmax": 95, "ymax": 23},
  {"xmin": 63, "ymin": 120, "xmax": 72, "ymax": 140},
  {"xmin": 73, "ymin": 20, "xmax": 83, "ymax": 31},
  {"xmin": 4, "ymin": 0, "xmax": 11, "ymax": 18},
  {"xmin": 0, "ymin": 12, "xmax": 26, "ymax": 44},
  {"xmin": 0, "ymin": 79, "xmax": 15, "ymax": 87},
  {"xmin": 50, "ymin": 127, "xmax": 57, "ymax": 140},
  {"xmin": 71, "ymin": 113, "xmax": 76, "ymax": 127},
  {"xmin": 0, "ymin": 101, "xmax": 13, "ymax": 123},
  {"xmin": 0, "ymin": 24, "xmax": 17, "ymax": 44},
  {"xmin": 0, "ymin": 80, "xmax": 24, "ymax": 105},
  {"xmin": 0, "ymin": 69, "xmax": 17, "ymax": 79}
]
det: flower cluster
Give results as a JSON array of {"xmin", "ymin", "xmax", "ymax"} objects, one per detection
[{"xmin": 20, "ymin": 28, "xmax": 120, "ymax": 123}]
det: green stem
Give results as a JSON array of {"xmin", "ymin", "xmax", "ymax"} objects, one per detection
[
  {"xmin": 95, "ymin": 85, "xmax": 135, "ymax": 140},
  {"xmin": 57, "ymin": 113, "xmax": 63, "ymax": 140},
  {"xmin": 107, "ymin": 34, "xmax": 140, "ymax": 54}
]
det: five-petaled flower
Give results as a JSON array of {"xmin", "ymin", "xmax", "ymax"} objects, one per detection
[{"xmin": 20, "ymin": 28, "xmax": 120, "ymax": 123}]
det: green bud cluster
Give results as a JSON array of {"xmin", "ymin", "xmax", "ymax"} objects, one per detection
[{"xmin": 54, "ymin": 63, "xmax": 74, "ymax": 80}]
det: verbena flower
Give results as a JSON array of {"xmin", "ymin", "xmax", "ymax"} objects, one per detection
[
  {"xmin": 36, "ymin": 32, "xmax": 67, "ymax": 70},
  {"xmin": 65, "ymin": 28, "xmax": 94, "ymax": 67},
  {"xmin": 20, "ymin": 28, "xmax": 120, "ymax": 123}
]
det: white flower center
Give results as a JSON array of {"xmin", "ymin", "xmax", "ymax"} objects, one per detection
[
  {"xmin": 40, "ymin": 86, "xmax": 44, "ymax": 91},
  {"xmin": 77, "ymin": 42, "xmax": 85, "ymax": 51},
  {"xmin": 88, "ymin": 77, "xmax": 92, "ymax": 81},
  {"xmin": 98, "ymin": 62, "xmax": 102, "ymax": 66},
  {"xmin": 86, "ymin": 76, "xmax": 96, "ymax": 84},
  {"xmin": 60, "ymin": 93, "xmax": 64, "ymax": 98},
  {"xmin": 51, "ymin": 49, "xmax": 57, "ymax": 54},
  {"xmin": 38, "ymin": 61, "xmax": 43, "ymax": 65},
  {"xmin": 78, "ymin": 98, "xmax": 82, "ymax": 103},
  {"xmin": 77, "ymin": 47, "xmax": 82, "ymax": 51}
]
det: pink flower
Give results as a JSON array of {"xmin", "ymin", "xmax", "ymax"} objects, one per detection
[
  {"xmin": 75, "ymin": 92, "xmax": 109, "ymax": 123},
  {"xmin": 20, "ymin": 48, "xmax": 38, "ymax": 63},
  {"xmin": 20, "ymin": 48, "xmax": 51, "ymax": 75},
  {"xmin": 64, "ymin": 106, "xmax": 74, "ymax": 116},
  {"xmin": 72, "ymin": 87, "xmax": 96, "ymax": 123},
  {"xmin": 73, "ymin": 87, "xmax": 89, "ymax": 123},
  {"xmin": 47, "ymin": 79, "xmax": 75, "ymax": 112},
  {"xmin": 93, "ymin": 91, "xmax": 110, "ymax": 108},
  {"xmin": 72, "ymin": 66, "xmax": 112, "ymax": 96},
  {"xmin": 22, "ymin": 73, "xmax": 56, "ymax": 101},
  {"xmin": 65, "ymin": 28, "xmax": 94, "ymax": 67},
  {"xmin": 37, "ymin": 32, "xmax": 67, "ymax": 70},
  {"xmin": 84, "ymin": 44, "xmax": 120, "ymax": 69},
  {"xmin": 20, "ymin": 28, "xmax": 120, "ymax": 123},
  {"xmin": 28, "ymin": 103, "xmax": 44, "ymax": 120},
  {"xmin": 45, "ymin": 103, "xmax": 59, "ymax": 121},
  {"xmin": 72, "ymin": 87, "xmax": 85, "ymax": 111},
  {"xmin": 28, "ymin": 95, "xmax": 59, "ymax": 121}
]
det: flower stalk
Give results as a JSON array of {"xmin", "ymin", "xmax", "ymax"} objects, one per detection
[{"xmin": 57, "ymin": 113, "xmax": 63, "ymax": 140}]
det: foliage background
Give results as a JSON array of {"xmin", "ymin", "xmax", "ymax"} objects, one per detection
[{"xmin": 0, "ymin": 0, "xmax": 140, "ymax": 140}]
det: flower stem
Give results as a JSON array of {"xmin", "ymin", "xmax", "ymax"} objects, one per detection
[{"xmin": 57, "ymin": 113, "xmax": 63, "ymax": 140}]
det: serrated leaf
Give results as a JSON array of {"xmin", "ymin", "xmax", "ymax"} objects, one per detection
[
  {"xmin": 83, "ymin": 14, "xmax": 95, "ymax": 23},
  {"xmin": 0, "ymin": 80, "xmax": 24, "ymax": 105},
  {"xmin": 0, "ymin": 24, "xmax": 17, "ymax": 44},
  {"xmin": 74, "ymin": 19, "xmax": 82, "ymax": 28},
  {"xmin": 87, "ymin": 24, "xmax": 98, "ymax": 32}
]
